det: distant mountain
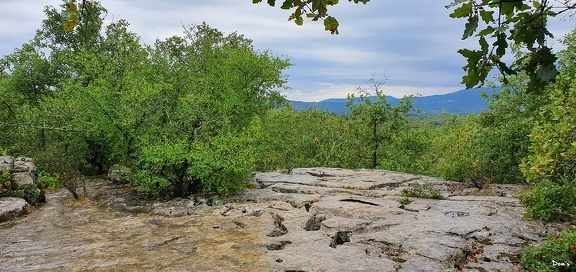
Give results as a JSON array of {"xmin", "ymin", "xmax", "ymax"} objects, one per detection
[{"xmin": 289, "ymin": 87, "xmax": 501, "ymax": 115}]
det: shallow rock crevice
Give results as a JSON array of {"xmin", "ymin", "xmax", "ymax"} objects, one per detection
[
  {"xmin": 329, "ymin": 230, "xmax": 351, "ymax": 248},
  {"xmin": 267, "ymin": 213, "xmax": 288, "ymax": 237},
  {"xmin": 303, "ymin": 214, "xmax": 326, "ymax": 231}
]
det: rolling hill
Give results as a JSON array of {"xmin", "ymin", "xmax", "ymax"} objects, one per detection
[{"xmin": 289, "ymin": 87, "xmax": 501, "ymax": 115}]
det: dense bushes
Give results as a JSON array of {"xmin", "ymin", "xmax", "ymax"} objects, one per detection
[
  {"xmin": 0, "ymin": 3, "xmax": 289, "ymax": 198},
  {"xmin": 521, "ymin": 230, "xmax": 576, "ymax": 272},
  {"xmin": 519, "ymin": 77, "xmax": 576, "ymax": 222},
  {"xmin": 14, "ymin": 184, "xmax": 44, "ymax": 205},
  {"xmin": 519, "ymin": 180, "xmax": 576, "ymax": 222}
]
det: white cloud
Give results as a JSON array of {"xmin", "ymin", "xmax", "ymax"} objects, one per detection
[
  {"xmin": 284, "ymin": 82, "xmax": 461, "ymax": 102},
  {"xmin": 286, "ymin": 83, "xmax": 357, "ymax": 102}
]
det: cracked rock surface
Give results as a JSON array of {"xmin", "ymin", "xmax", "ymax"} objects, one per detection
[{"xmin": 0, "ymin": 168, "xmax": 570, "ymax": 271}]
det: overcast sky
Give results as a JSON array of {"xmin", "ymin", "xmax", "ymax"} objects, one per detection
[{"xmin": 0, "ymin": 1, "xmax": 573, "ymax": 101}]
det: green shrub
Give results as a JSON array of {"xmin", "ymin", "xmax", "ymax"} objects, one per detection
[
  {"xmin": 521, "ymin": 230, "xmax": 576, "ymax": 272},
  {"xmin": 519, "ymin": 180, "xmax": 576, "ymax": 222},
  {"xmin": 426, "ymin": 114, "xmax": 477, "ymax": 182},
  {"xmin": 379, "ymin": 127, "xmax": 433, "ymax": 175},
  {"xmin": 15, "ymin": 184, "xmax": 44, "ymax": 205},
  {"xmin": 398, "ymin": 196, "xmax": 411, "ymax": 206},
  {"xmin": 467, "ymin": 86, "xmax": 537, "ymax": 185},
  {"xmin": 126, "ymin": 168, "xmax": 174, "ymax": 199},
  {"xmin": 130, "ymin": 131, "xmax": 256, "ymax": 198},
  {"xmin": 400, "ymin": 182, "xmax": 444, "ymax": 199},
  {"xmin": 38, "ymin": 171, "xmax": 62, "ymax": 190},
  {"xmin": 188, "ymin": 134, "xmax": 256, "ymax": 196}
]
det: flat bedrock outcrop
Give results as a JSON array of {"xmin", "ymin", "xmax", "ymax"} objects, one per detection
[
  {"xmin": 230, "ymin": 168, "xmax": 568, "ymax": 272},
  {"xmin": 1, "ymin": 167, "xmax": 572, "ymax": 271}
]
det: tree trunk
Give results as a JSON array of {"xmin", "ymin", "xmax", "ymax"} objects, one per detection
[
  {"xmin": 68, "ymin": 188, "xmax": 80, "ymax": 200},
  {"xmin": 371, "ymin": 119, "xmax": 378, "ymax": 169}
]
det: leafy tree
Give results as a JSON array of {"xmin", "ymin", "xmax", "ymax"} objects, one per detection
[
  {"xmin": 44, "ymin": 0, "xmax": 105, "ymax": 51},
  {"xmin": 0, "ymin": 41, "xmax": 65, "ymax": 154},
  {"xmin": 3, "ymin": 1, "xmax": 290, "ymax": 198},
  {"xmin": 464, "ymin": 81, "xmax": 543, "ymax": 186},
  {"xmin": 126, "ymin": 23, "xmax": 290, "ymax": 197},
  {"xmin": 345, "ymin": 76, "xmax": 415, "ymax": 169},
  {"xmin": 426, "ymin": 114, "xmax": 477, "ymax": 181},
  {"xmin": 251, "ymin": 105, "xmax": 352, "ymax": 171}
]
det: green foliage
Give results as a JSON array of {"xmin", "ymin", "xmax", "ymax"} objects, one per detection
[
  {"xmin": 465, "ymin": 82, "xmax": 542, "ymax": 186},
  {"xmin": 38, "ymin": 170, "xmax": 62, "ymax": 190},
  {"xmin": 0, "ymin": 171, "xmax": 15, "ymax": 197},
  {"xmin": 188, "ymin": 133, "xmax": 257, "ymax": 195},
  {"xmin": 447, "ymin": 0, "xmax": 563, "ymax": 91},
  {"xmin": 2, "ymin": 2, "xmax": 290, "ymax": 199},
  {"xmin": 129, "ymin": 132, "xmax": 258, "ymax": 197},
  {"xmin": 251, "ymin": 105, "xmax": 353, "ymax": 171},
  {"xmin": 33, "ymin": 139, "xmax": 87, "ymax": 200},
  {"xmin": 14, "ymin": 184, "xmax": 44, "ymax": 205},
  {"xmin": 521, "ymin": 83, "xmax": 576, "ymax": 186},
  {"xmin": 519, "ymin": 180, "xmax": 576, "ymax": 222},
  {"xmin": 253, "ymin": 0, "xmax": 369, "ymax": 34},
  {"xmin": 346, "ymin": 76, "xmax": 416, "ymax": 169},
  {"xmin": 122, "ymin": 23, "xmax": 289, "ymax": 197},
  {"xmin": 400, "ymin": 182, "xmax": 444, "ymax": 200},
  {"xmin": 126, "ymin": 168, "xmax": 173, "ymax": 198},
  {"xmin": 379, "ymin": 126, "xmax": 433, "ymax": 174},
  {"xmin": 520, "ymin": 28, "xmax": 576, "ymax": 221},
  {"xmin": 425, "ymin": 114, "xmax": 477, "ymax": 182},
  {"xmin": 398, "ymin": 196, "xmax": 411, "ymax": 206},
  {"xmin": 521, "ymin": 230, "xmax": 576, "ymax": 272},
  {"xmin": 414, "ymin": 80, "xmax": 540, "ymax": 188}
]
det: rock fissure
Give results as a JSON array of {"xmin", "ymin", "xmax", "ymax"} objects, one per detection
[
  {"xmin": 329, "ymin": 231, "xmax": 351, "ymax": 248},
  {"xmin": 266, "ymin": 240, "xmax": 292, "ymax": 250},
  {"xmin": 267, "ymin": 213, "xmax": 288, "ymax": 237},
  {"xmin": 339, "ymin": 198, "xmax": 380, "ymax": 206},
  {"xmin": 305, "ymin": 171, "xmax": 334, "ymax": 177},
  {"xmin": 304, "ymin": 214, "xmax": 326, "ymax": 231}
]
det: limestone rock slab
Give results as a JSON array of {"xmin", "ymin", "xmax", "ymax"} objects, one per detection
[{"xmin": 0, "ymin": 197, "xmax": 27, "ymax": 222}]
